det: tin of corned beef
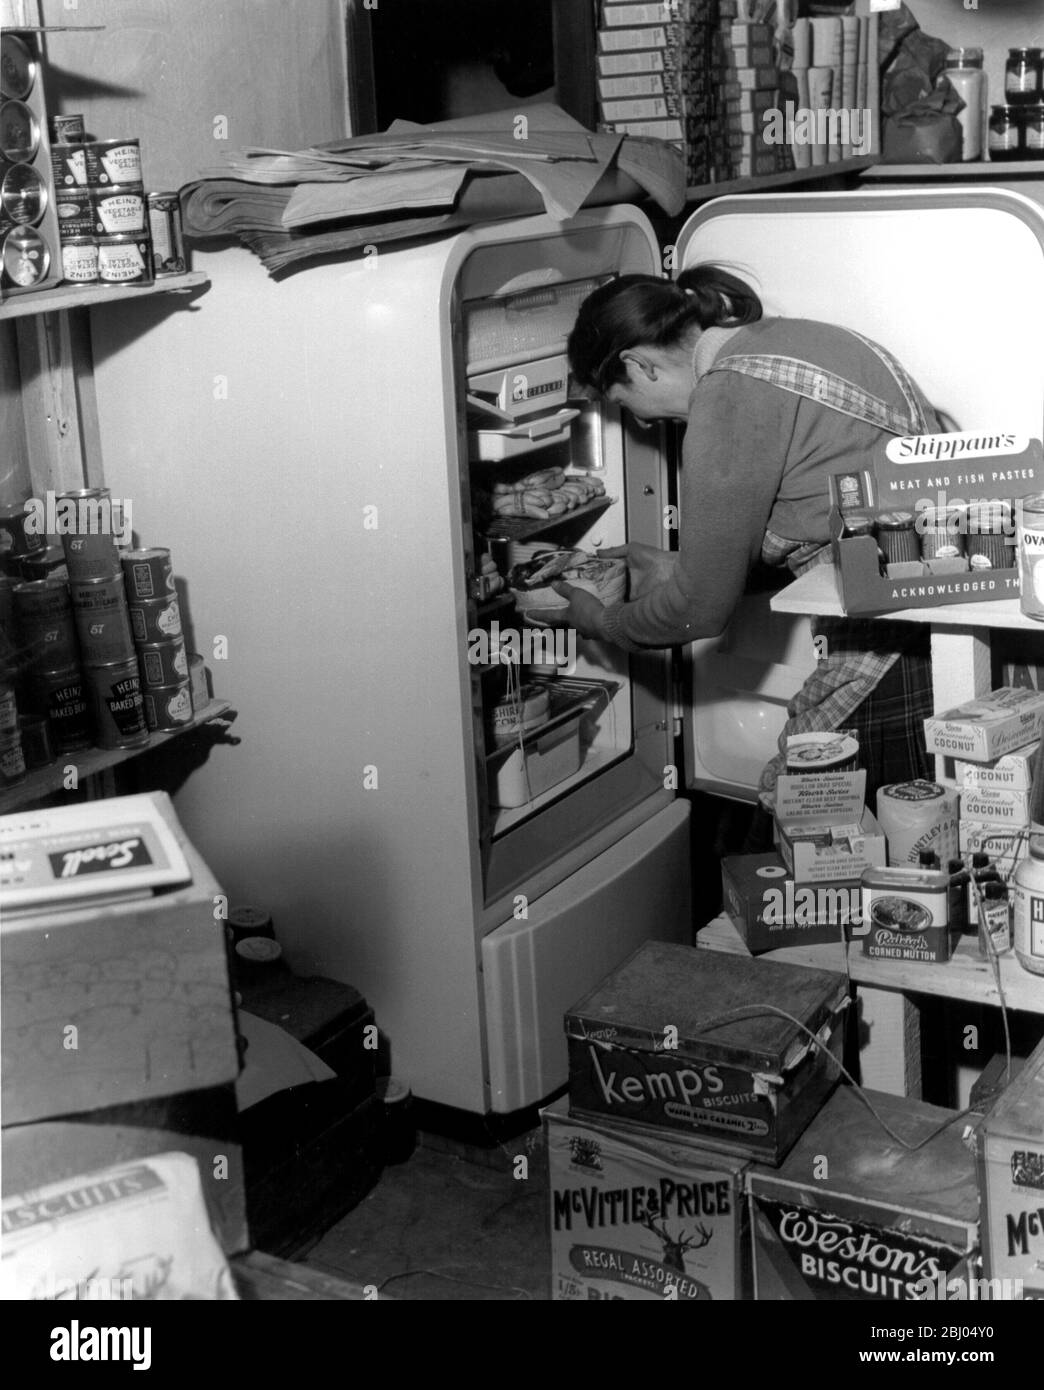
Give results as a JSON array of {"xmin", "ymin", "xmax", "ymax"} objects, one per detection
[
  {"xmin": 71, "ymin": 574, "xmax": 135, "ymax": 664},
  {"xmin": 129, "ymin": 593, "xmax": 182, "ymax": 643},
  {"xmin": 60, "ymin": 238, "xmax": 98, "ymax": 283},
  {"xmin": 138, "ymin": 636, "xmax": 188, "ymax": 688},
  {"xmin": 85, "ymin": 138, "xmax": 142, "ymax": 187},
  {"xmin": 147, "ymin": 192, "xmax": 187, "ymax": 276},
  {"xmin": 34, "ymin": 666, "xmax": 94, "ymax": 753},
  {"xmin": 143, "ymin": 680, "xmax": 193, "ymax": 732},
  {"xmin": 55, "ymin": 189, "xmax": 94, "ymax": 240},
  {"xmin": 92, "ymin": 185, "xmax": 145, "ymax": 236},
  {"xmin": 86, "ymin": 658, "xmax": 148, "ymax": 748},
  {"xmin": 121, "ymin": 546, "xmax": 175, "ymax": 601},
  {"xmin": 50, "ymin": 142, "xmax": 88, "ymax": 189},
  {"xmin": 96, "ymin": 233, "xmax": 152, "ymax": 285},
  {"xmin": 50, "ymin": 113, "xmax": 84, "ymax": 144},
  {"xmin": 566, "ymin": 942, "xmax": 849, "ymax": 1166},
  {"xmin": 0, "ymin": 501, "xmax": 45, "ymax": 558}
]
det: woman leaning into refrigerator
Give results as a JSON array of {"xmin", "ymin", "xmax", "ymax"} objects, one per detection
[{"xmin": 553, "ymin": 265, "xmax": 937, "ymax": 818}]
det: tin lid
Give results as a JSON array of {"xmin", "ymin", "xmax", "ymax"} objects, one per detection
[
  {"xmin": 0, "ymin": 99, "xmax": 38, "ymax": 163},
  {"xmin": 1, "ymin": 34, "xmax": 36, "ymax": 100},
  {"xmin": 12, "ymin": 577, "xmax": 68, "ymax": 595},
  {"xmin": 122, "ymin": 547, "xmax": 172, "ymax": 562},
  {"xmin": 565, "ymin": 941, "xmax": 848, "ymax": 1072},
  {"xmin": 1, "ymin": 163, "xmax": 47, "ymax": 225},
  {"xmin": 875, "ymin": 511, "xmax": 915, "ymax": 530},
  {"xmin": 235, "ymin": 936, "xmax": 282, "ymax": 964},
  {"xmin": 945, "ymin": 47, "xmax": 983, "ymax": 68},
  {"xmin": 2, "ymin": 225, "xmax": 49, "ymax": 286}
]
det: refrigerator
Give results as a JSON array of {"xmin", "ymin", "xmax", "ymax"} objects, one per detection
[{"xmin": 87, "ymin": 186, "xmax": 1044, "ymax": 1117}]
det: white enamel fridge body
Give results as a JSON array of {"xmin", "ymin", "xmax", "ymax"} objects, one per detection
[
  {"xmin": 673, "ymin": 187, "xmax": 1044, "ymax": 799},
  {"xmin": 88, "ymin": 206, "xmax": 691, "ymax": 1118}
]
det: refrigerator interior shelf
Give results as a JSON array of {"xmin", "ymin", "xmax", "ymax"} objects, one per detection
[
  {"xmin": 486, "ymin": 677, "xmax": 619, "ymax": 764},
  {"xmin": 471, "ymin": 408, "xmax": 580, "ymax": 461},
  {"xmin": 483, "ymin": 495, "xmax": 615, "ymax": 542}
]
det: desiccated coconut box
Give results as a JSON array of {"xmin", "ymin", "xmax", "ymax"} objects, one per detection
[
  {"xmin": 924, "ymin": 686, "xmax": 1044, "ymax": 764},
  {"xmin": 543, "ymin": 1097, "xmax": 749, "ymax": 1301},
  {"xmin": 565, "ymin": 942, "xmax": 848, "ymax": 1166}
]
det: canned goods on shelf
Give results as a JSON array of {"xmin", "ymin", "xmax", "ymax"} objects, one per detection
[
  {"xmin": 129, "ymin": 594, "xmax": 182, "ymax": 643},
  {"xmin": 0, "ymin": 730, "xmax": 27, "ymax": 787},
  {"xmin": 86, "ymin": 658, "xmax": 149, "ymax": 748},
  {"xmin": 188, "ymin": 653, "xmax": 209, "ymax": 709},
  {"xmin": 50, "ymin": 143, "xmax": 89, "ymax": 189},
  {"xmin": 18, "ymin": 712, "xmax": 54, "ymax": 769},
  {"xmin": 143, "ymin": 680, "xmax": 193, "ymax": 732},
  {"xmin": 58, "ymin": 490, "xmax": 120, "ymax": 579},
  {"xmin": 55, "ymin": 190, "xmax": 94, "ymax": 240},
  {"xmin": 92, "ymin": 185, "xmax": 145, "ymax": 236},
  {"xmin": 121, "ymin": 547, "xmax": 175, "ymax": 601},
  {"xmin": 1017, "ymin": 493, "xmax": 1044, "ymax": 621},
  {"xmin": 85, "ymin": 138, "xmax": 142, "ymax": 188},
  {"xmin": 138, "ymin": 636, "xmax": 188, "ymax": 688},
  {"xmin": 33, "ymin": 666, "xmax": 94, "ymax": 753},
  {"xmin": 96, "ymin": 233, "xmax": 152, "ymax": 285},
  {"xmin": 49, "ymin": 113, "xmax": 84, "ymax": 144},
  {"xmin": 1, "ymin": 34, "xmax": 37, "ymax": 101},
  {"xmin": 61, "ymin": 238, "xmax": 99, "ymax": 284},
  {"xmin": 0, "ymin": 679, "xmax": 18, "ymax": 735},
  {"xmin": 18, "ymin": 614, "xmax": 80, "ymax": 673},
  {"xmin": 0, "ymin": 99, "xmax": 39, "ymax": 163},
  {"xmin": 1, "ymin": 163, "xmax": 47, "ymax": 227},
  {"xmin": 0, "ymin": 501, "xmax": 45, "ymax": 559},
  {"xmin": 2, "ymin": 224, "xmax": 50, "ymax": 288},
  {"xmin": 147, "ymin": 192, "xmax": 187, "ymax": 276},
  {"xmin": 71, "ymin": 574, "xmax": 136, "ymax": 664},
  {"xmin": 12, "ymin": 576, "xmax": 71, "ymax": 620},
  {"xmin": 989, "ymin": 105, "xmax": 1022, "ymax": 161}
]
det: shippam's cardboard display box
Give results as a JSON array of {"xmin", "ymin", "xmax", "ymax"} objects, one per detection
[
  {"xmin": 720, "ymin": 851, "xmax": 861, "ymax": 954},
  {"xmin": 829, "ymin": 434, "xmax": 1043, "ymax": 615},
  {"xmin": 565, "ymin": 942, "xmax": 848, "ymax": 1166},
  {"xmin": 774, "ymin": 767, "xmax": 886, "ymax": 885}
]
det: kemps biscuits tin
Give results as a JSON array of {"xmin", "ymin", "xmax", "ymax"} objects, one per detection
[
  {"xmin": 565, "ymin": 942, "xmax": 848, "ymax": 1166},
  {"xmin": 121, "ymin": 547, "xmax": 174, "ymax": 601},
  {"xmin": 129, "ymin": 594, "xmax": 181, "ymax": 643},
  {"xmin": 33, "ymin": 666, "xmax": 93, "ymax": 753},
  {"xmin": 544, "ymin": 1097, "xmax": 750, "ymax": 1301},
  {"xmin": 70, "ymin": 574, "xmax": 135, "ymax": 664},
  {"xmin": 138, "ymin": 637, "xmax": 188, "ymax": 688},
  {"xmin": 85, "ymin": 138, "xmax": 142, "ymax": 188},
  {"xmin": 86, "ymin": 658, "xmax": 148, "ymax": 749},
  {"xmin": 143, "ymin": 681, "xmax": 193, "ymax": 733},
  {"xmin": 97, "ymin": 233, "xmax": 152, "ymax": 286}
]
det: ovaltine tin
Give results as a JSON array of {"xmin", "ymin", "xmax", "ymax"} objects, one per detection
[
  {"xmin": 2, "ymin": 225, "xmax": 49, "ymax": 288},
  {"xmin": 60, "ymin": 238, "xmax": 98, "ymax": 284},
  {"xmin": 565, "ymin": 942, "xmax": 848, "ymax": 1165},
  {"xmin": 121, "ymin": 547, "xmax": 175, "ymax": 600},
  {"xmin": 147, "ymin": 192, "xmax": 187, "ymax": 276},
  {"xmin": 143, "ymin": 680, "xmax": 193, "ymax": 732},
  {"xmin": 85, "ymin": 138, "xmax": 142, "ymax": 187},
  {"xmin": 86, "ymin": 658, "xmax": 148, "ymax": 749},
  {"xmin": 33, "ymin": 666, "xmax": 94, "ymax": 753},
  {"xmin": 96, "ymin": 233, "xmax": 151, "ymax": 285},
  {"xmin": 55, "ymin": 189, "xmax": 94, "ymax": 240},
  {"xmin": 50, "ymin": 142, "xmax": 88, "ymax": 189},
  {"xmin": 1017, "ymin": 493, "xmax": 1044, "ymax": 621},
  {"xmin": 70, "ymin": 574, "xmax": 135, "ymax": 664},
  {"xmin": 138, "ymin": 637, "xmax": 188, "ymax": 688},
  {"xmin": 92, "ymin": 185, "xmax": 145, "ymax": 236},
  {"xmin": 49, "ymin": 113, "xmax": 84, "ymax": 144},
  {"xmin": 0, "ymin": 99, "xmax": 39, "ymax": 163},
  {"xmin": 129, "ymin": 593, "xmax": 182, "ymax": 643},
  {"xmin": 0, "ymin": 501, "xmax": 44, "ymax": 558}
]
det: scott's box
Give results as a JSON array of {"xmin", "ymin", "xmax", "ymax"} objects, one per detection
[{"xmin": 565, "ymin": 942, "xmax": 848, "ymax": 1166}]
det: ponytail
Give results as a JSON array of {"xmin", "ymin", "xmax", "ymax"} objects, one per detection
[{"xmin": 568, "ymin": 264, "xmax": 762, "ymax": 395}]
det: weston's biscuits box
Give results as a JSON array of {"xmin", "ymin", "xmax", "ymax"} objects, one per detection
[
  {"xmin": 720, "ymin": 851, "xmax": 861, "ymax": 954},
  {"xmin": 565, "ymin": 943, "xmax": 848, "ymax": 1165},
  {"xmin": 748, "ymin": 1085, "xmax": 980, "ymax": 1300},
  {"xmin": 924, "ymin": 686, "xmax": 1044, "ymax": 764},
  {"xmin": 829, "ymin": 434, "xmax": 1043, "ymax": 615},
  {"xmin": 977, "ymin": 1034, "xmax": 1044, "ymax": 1299},
  {"xmin": 544, "ymin": 1098, "xmax": 749, "ymax": 1301},
  {"xmin": 774, "ymin": 767, "xmax": 886, "ymax": 885}
]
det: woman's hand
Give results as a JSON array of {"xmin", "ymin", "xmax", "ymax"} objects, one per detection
[
  {"xmin": 598, "ymin": 543, "xmax": 677, "ymax": 598},
  {"xmin": 548, "ymin": 583, "xmax": 607, "ymax": 639}
]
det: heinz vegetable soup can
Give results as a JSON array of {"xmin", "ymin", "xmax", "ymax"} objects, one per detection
[{"xmin": 1018, "ymin": 494, "xmax": 1044, "ymax": 621}]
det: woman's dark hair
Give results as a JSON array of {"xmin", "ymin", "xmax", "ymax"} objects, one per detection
[{"xmin": 567, "ymin": 263, "xmax": 762, "ymax": 395}]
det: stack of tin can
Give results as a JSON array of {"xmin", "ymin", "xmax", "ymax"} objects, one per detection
[{"xmin": 121, "ymin": 548, "xmax": 196, "ymax": 733}]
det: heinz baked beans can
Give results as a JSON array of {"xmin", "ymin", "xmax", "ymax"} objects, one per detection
[
  {"xmin": 129, "ymin": 593, "xmax": 182, "ymax": 643},
  {"xmin": 97, "ymin": 233, "xmax": 152, "ymax": 285},
  {"xmin": 92, "ymin": 185, "xmax": 145, "ymax": 236},
  {"xmin": 34, "ymin": 666, "xmax": 94, "ymax": 752},
  {"xmin": 85, "ymin": 138, "xmax": 142, "ymax": 188},
  {"xmin": 121, "ymin": 547, "xmax": 174, "ymax": 601},
  {"xmin": 143, "ymin": 680, "xmax": 193, "ymax": 732},
  {"xmin": 71, "ymin": 574, "xmax": 136, "ymax": 664},
  {"xmin": 87, "ymin": 657, "xmax": 148, "ymax": 748},
  {"xmin": 138, "ymin": 637, "xmax": 188, "ymax": 688}
]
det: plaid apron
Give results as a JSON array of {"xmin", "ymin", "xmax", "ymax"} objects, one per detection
[{"xmin": 701, "ymin": 331, "xmax": 937, "ymax": 807}]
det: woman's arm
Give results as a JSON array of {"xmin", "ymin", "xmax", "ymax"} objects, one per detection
[{"xmin": 598, "ymin": 372, "xmax": 798, "ymax": 649}]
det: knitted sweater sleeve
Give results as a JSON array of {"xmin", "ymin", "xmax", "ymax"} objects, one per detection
[{"xmin": 600, "ymin": 371, "xmax": 797, "ymax": 650}]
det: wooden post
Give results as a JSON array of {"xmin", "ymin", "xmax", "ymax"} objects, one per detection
[{"xmin": 553, "ymin": 0, "xmax": 598, "ymax": 131}]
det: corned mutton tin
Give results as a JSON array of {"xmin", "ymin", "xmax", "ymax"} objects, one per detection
[
  {"xmin": 143, "ymin": 680, "xmax": 193, "ymax": 732},
  {"xmin": 33, "ymin": 666, "xmax": 94, "ymax": 753},
  {"xmin": 129, "ymin": 593, "xmax": 182, "ymax": 643},
  {"xmin": 860, "ymin": 864, "xmax": 954, "ymax": 964},
  {"xmin": 86, "ymin": 657, "xmax": 148, "ymax": 749},
  {"xmin": 85, "ymin": 138, "xmax": 142, "ymax": 188},
  {"xmin": 138, "ymin": 636, "xmax": 188, "ymax": 688},
  {"xmin": 121, "ymin": 547, "xmax": 175, "ymax": 601},
  {"xmin": 565, "ymin": 942, "xmax": 848, "ymax": 1166},
  {"xmin": 96, "ymin": 233, "xmax": 152, "ymax": 285},
  {"xmin": 147, "ymin": 192, "xmax": 187, "ymax": 276},
  {"xmin": 70, "ymin": 574, "xmax": 136, "ymax": 665}
]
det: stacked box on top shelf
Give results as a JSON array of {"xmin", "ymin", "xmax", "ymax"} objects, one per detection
[{"xmin": 717, "ymin": 19, "xmax": 786, "ymax": 180}]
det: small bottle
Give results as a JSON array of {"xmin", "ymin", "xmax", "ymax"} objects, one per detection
[
  {"xmin": 919, "ymin": 849, "xmax": 941, "ymax": 869},
  {"xmin": 1005, "ymin": 48, "xmax": 1043, "ymax": 107},
  {"xmin": 967, "ymin": 852, "xmax": 1001, "ymax": 921},
  {"xmin": 944, "ymin": 48, "xmax": 985, "ymax": 161},
  {"xmin": 948, "ymin": 856, "xmax": 970, "ymax": 935},
  {"xmin": 978, "ymin": 880, "xmax": 1011, "ymax": 959},
  {"xmin": 989, "ymin": 104, "xmax": 1022, "ymax": 162}
]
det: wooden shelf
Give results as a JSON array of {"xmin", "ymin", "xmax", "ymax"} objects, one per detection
[
  {"xmin": 0, "ymin": 698, "xmax": 233, "ymax": 814},
  {"xmin": 862, "ymin": 161, "xmax": 1044, "ymax": 180},
  {"xmin": 769, "ymin": 563, "xmax": 1044, "ymax": 632},
  {"xmin": 685, "ymin": 156, "xmax": 876, "ymax": 202},
  {"xmin": 0, "ymin": 272, "xmax": 208, "ymax": 322}
]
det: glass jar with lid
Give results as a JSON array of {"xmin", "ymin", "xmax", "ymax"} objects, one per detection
[
  {"xmin": 1026, "ymin": 105, "xmax": 1044, "ymax": 160},
  {"xmin": 1005, "ymin": 48, "xmax": 1043, "ymax": 106},
  {"xmin": 988, "ymin": 105, "xmax": 1022, "ymax": 162},
  {"xmin": 944, "ymin": 47, "xmax": 985, "ymax": 161}
]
